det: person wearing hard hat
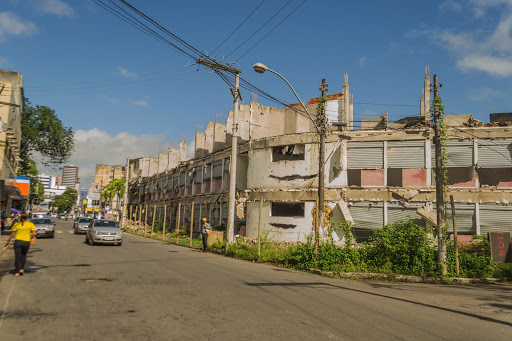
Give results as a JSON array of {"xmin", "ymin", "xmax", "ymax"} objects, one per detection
[{"xmin": 201, "ymin": 217, "xmax": 212, "ymax": 252}]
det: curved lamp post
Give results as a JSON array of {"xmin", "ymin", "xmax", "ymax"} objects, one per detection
[{"xmin": 253, "ymin": 63, "xmax": 327, "ymax": 256}]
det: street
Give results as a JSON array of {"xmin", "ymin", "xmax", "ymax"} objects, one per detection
[{"xmin": 0, "ymin": 219, "xmax": 511, "ymax": 340}]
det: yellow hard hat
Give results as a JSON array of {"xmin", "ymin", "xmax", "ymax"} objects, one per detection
[{"xmin": 202, "ymin": 217, "xmax": 207, "ymax": 221}]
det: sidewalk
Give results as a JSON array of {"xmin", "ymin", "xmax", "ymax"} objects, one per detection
[{"xmin": 311, "ymin": 269, "xmax": 512, "ymax": 284}]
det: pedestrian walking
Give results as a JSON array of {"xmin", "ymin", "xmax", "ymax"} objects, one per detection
[
  {"xmin": 201, "ymin": 217, "xmax": 212, "ymax": 252},
  {"xmin": 4, "ymin": 213, "xmax": 36, "ymax": 277}
]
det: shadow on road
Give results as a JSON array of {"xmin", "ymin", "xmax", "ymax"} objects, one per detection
[{"xmin": 245, "ymin": 281, "xmax": 512, "ymax": 328}]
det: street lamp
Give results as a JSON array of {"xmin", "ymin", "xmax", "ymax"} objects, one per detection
[{"xmin": 253, "ymin": 63, "xmax": 327, "ymax": 256}]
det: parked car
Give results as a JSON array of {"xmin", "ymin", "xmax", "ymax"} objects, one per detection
[
  {"xmin": 85, "ymin": 219, "xmax": 123, "ymax": 246},
  {"xmin": 50, "ymin": 212, "xmax": 58, "ymax": 218},
  {"xmin": 74, "ymin": 217, "xmax": 93, "ymax": 234},
  {"xmin": 59, "ymin": 213, "xmax": 66, "ymax": 220},
  {"xmin": 32, "ymin": 218, "xmax": 55, "ymax": 238}
]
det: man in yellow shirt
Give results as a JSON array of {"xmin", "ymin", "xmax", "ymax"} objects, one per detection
[{"xmin": 4, "ymin": 213, "xmax": 36, "ymax": 277}]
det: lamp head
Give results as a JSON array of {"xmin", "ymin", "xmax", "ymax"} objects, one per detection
[{"xmin": 253, "ymin": 63, "xmax": 268, "ymax": 74}]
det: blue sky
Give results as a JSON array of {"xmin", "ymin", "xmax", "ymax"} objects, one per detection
[{"xmin": 1, "ymin": 0, "xmax": 511, "ymax": 186}]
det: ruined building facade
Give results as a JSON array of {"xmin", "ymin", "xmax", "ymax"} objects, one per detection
[{"xmin": 125, "ymin": 73, "xmax": 512, "ymax": 243}]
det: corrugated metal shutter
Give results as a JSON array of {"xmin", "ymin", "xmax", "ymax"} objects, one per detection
[
  {"xmin": 194, "ymin": 166, "xmax": 203, "ymax": 183},
  {"xmin": 479, "ymin": 205, "xmax": 512, "ymax": 235},
  {"xmin": 445, "ymin": 204, "xmax": 476, "ymax": 234},
  {"xmin": 387, "ymin": 203, "xmax": 425, "ymax": 227},
  {"xmin": 431, "ymin": 140, "xmax": 474, "ymax": 168},
  {"xmin": 347, "ymin": 141, "xmax": 384, "ymax": 169},
  {"xmin": 213, "ymin": 160, "xmax": 223, "ymax": 178},
  {"xmin": 478, "ymin": 138, "xmax": 512, "ymax": 168},
  {"xmin": 388, "ymin": 140, "xmax": 425, "ymax": 168},
  {"xmin": 349, "ymin": 203, "xmax": 384, "ymax": 242},
  {"xmin": 204, "ymin": 164, "xmax": 212, "ymax": 180}
]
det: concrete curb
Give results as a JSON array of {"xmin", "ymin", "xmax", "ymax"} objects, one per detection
[{"xmin": 310, "ymin": 269, "xmax": 512, "ymax": 284}]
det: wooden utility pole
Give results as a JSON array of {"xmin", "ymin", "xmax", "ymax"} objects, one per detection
[
  {"xmin": 162, "ymin": 204, "xmax": 167, "ymax": 241},
  {"xmin": 433, "ymin": 74, "xmax": 447, "ymax": 275},
  {"xmin": 189, "ymin": 202, "xmax": 195, "ymax": 247},
  {"xmin": 176, "ymin": 203, "xmax": 181, "ymax": 243},
  {"xmin": 144, "ymin": 204, "xmax": 148, "ymax": 236},
  {"xmin": 138, "ymin": 205, "xmax": 142, "ymax": 234},
  {"xmin": 316, "ymin": 79, "xmax": 328, "ymax": 259},
  {"xmin": 151, "ymin": 205, "xmax": 156, "ymax": 238},
  {"xmin": 257, "ymin": 198, "xmax": 263, "ymax": 261},
  {"xmin": 450, "ymin": 195, "xmax": 459, "ymax": 276}
]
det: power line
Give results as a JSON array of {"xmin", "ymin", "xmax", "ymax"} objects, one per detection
[
  {"xmin": 210, "ymin": 1, "xmax": 265, "ymax": 57},
  {"xmin": 237, "ymin": 0, "xmax": 308, "ymax": 61},
  {"xmin": 28, "ymin": 70, "xmax": 209, "ymax": 96},
  {"xmin": 26, "ymin": 65, "xmax": 194, "ymax": 89},
  {"xmin": 224, "ymin": 0, "xmax": 293, "ymax": 60}
]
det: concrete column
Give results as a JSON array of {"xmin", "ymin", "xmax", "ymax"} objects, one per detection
[
  {"xmin": 423, "ymin": 67, "xmax": 431, "ymax": 124},
  {"xmin": 179, "ymin": 141, "xmax": 187, "ymax": 161},
  {"xmin": 383, "ymin": 141, "xmax": 388, "ymax": 187},
  {"xmin": 425, "ymin": 139, "xmax": 432, "ymax": 187},
  {"xmin": 204, "ymin": 122, "xmax": 215, "ymax": 155},
  {"xmin": 473, "ymin": 138, "xmax": 479, "ymax": 188}
]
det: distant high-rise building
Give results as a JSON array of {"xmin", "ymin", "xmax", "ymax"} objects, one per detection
[
  {"xmin": 61, "ymin": 165, "xmax": 79, "ymax": 189},
  {"xmin": 37, "ymin": 174, "xmax": 58, "ymax": 189},
  {"xmin": 93, "ymin": 164, "xmax": 125, "ymax": 189}
]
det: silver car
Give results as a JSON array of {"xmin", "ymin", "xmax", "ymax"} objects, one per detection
[
  {"xmin": 85, "ymin": 220, "xmax": 123, "ymax": 246},
  {"xmin": 74, "ymin": 217, "xmax": 93, "ymax": 234},
  {"xmin": 32, "ymin": 218, "xmax": 55, "ymax": 238}
]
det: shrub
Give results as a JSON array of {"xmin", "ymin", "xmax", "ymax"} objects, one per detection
[{"xmin": 366, "ymin": 220, "xmax": 438, "ymax": 276}]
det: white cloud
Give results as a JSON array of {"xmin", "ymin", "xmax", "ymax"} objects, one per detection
[
  {"xmin": 440, "ymin": 1, "xmax": 463, "ymax": 13},
  {"xmin": 0, "ymin": 57, "xmax": 8, "ymax": 68},
  {"xmin": 0, "ymin": 12, "xmax": 37, "ymax": 41},
  {"xmin": 132, "ymin": 100, "xmax": 149, "ymax": 107},
  {"xmin": 118, "ymin": 66, "xmax": 137, "ymax": 78},
  {"xmin": 34, "ymin": 0, "xmax": 74, "ymax": 17},
  {"xmin": 424, "ymin": 1, "xmax": 512, "ymax": 77},
  {"xmin": 468, "ymin": 87, "xmax": 506, "ymax": 101},
  {"xmin": 359, "ymin": 56, "xmax": 368, "ymax": 68},
  {"xmin": 37, "ymin": 128, "xmax": 165, "ymax": 188},
  {"xmin": 458, "ymin": 54, "xmax": 512, "ymax": 76}
]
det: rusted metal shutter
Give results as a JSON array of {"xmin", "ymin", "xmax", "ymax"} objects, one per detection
[
  {"xmin": 387, "ymin": 203, "xmax": 425, "ymax": 227},
  {"xmin": 347, "ymin": 141, "xmax": 384, "ymax": 169},
  {"xmin": 478, "ymin": 138, "xmax": 512, "ymax": 168},
  {"xmin": 388, "ymin": 140, "xmax": 425, "ymax": 168},
  {"xmin": 479, "ymin": 205, "xmax": 512, "ymax": 235},
  {"xmin": 349, "ymin": 202, "xmax": 384, "ymax": 242},
  {"xmin": 445, "ymin": 203, "xmax": 476, "ymax": 234}
]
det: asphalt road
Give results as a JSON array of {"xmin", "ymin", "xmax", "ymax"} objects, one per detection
[{"xmin": 0, "ymin": 219, "xmax": 511, "ymax": 340}]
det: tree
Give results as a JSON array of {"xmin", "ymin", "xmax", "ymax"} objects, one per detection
[
  {"xmin": 51, "ymin": 189, "xmax": 77, "ymax": 213},
  {"xmin": 18, "ymin": 99, "xmax": 74, "ymax": 175},
  {"xmin": 101, "ymin": 178, "xmax": 126, "ymax": 220}
]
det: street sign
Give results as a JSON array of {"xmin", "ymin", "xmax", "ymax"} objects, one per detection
[
  {"xmin": 82, "ymin": 199, "xmax": 88, "ymax": 206},
  {"xmin": 488, "ymin": 232, "xmax": 511, "ymax": 263}
]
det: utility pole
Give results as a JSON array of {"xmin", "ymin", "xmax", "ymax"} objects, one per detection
[
  {"xmin": 197, "ymin": 59, "xmax": 241, "ymax": 252},
  {"xmin": 432, "ymin": 74, "xmax": 447, "ymax": 275},
  {"xmin": 316, "ymin": 79, "xmax": 328, "ymax": 258}
]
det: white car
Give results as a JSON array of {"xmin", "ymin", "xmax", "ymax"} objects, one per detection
[{"xmin": 85, "ymin": 219, "xmax": 123, "ymax": 246}]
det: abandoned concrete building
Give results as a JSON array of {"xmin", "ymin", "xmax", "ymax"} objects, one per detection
[{"xmin": 125, "ymin": 71, "xmax": 512, "ymax": 243}]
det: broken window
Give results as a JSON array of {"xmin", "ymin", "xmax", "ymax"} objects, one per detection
[
  {"xmin": 271, "ymin": 202, "xmax": 305, "ymax": 217},
  {"xmin": 272, "ymin": 144, "xmax": 305, "ymax": 162}
]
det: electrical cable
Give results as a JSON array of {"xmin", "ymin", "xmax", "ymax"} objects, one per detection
[
  {"xmin": 224, "ymin": 0, "xmax": 293, "ymax": 60},
  {"xmin": 210, "ymin": 1, "xmax": 265, "ymax": 57},
  {"xmin": 27, "ymin": 65, "xmax": 194, "ymax": 89},
  {"xmin": 236, "ymin": 0, "xmax": 308, "ymax": 62}
]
